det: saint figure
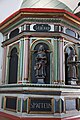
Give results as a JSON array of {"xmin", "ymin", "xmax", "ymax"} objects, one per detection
[
  {"xmin": 34, "ymin": 45, "xmax": 47, "ymax": 79},
  {"xmin": 67, "ymin": 50, "xmax": 76, "ymax": 79}
]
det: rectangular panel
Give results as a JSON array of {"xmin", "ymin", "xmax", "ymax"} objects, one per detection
[
  {"xmin": 54, "ymin": 99, "xmax": 59, "ymax": 113},
  {"xmin": 29, "ymin": 98, "xmax": 53, "ymax": 114},
  {"xmin": 54, "ymin": 25, "xmax": 59, "ymax": 32},
  {"xmin": 65, "ymin": 98, "xmax": 76, "ymax": 111},
  {"xmin": 54, "ymin": 99, "xmax": 64, "ymax": 113},
  {"xmin": 1, "ymin": 97, "xmax": 4, "ymax": 109},
  {"xmin": 22, "ymin": 99, "xmax": 27, "ymax": 112},
  {"xmin": 76, "ymin": 98, "xmax": 80, "ymax": 111},
  {"xmin": 18, "ymin": 98, "xmax": 21, "ymax": 112},
  {"xmin": 5, "ymin": 97, "xmax": 17, "ymax": 111}
]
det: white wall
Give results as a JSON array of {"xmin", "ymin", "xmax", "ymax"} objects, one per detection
[
  {"xmin": 0, "ymin": 0, "xmax": 22, "ymax": 23},
  {"xmin": 0, "ymin": 33, "xmax": 3, "ymax": 84}
]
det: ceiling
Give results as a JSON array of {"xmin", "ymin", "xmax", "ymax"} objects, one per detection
[
  {"xmin": 21, "ymin": 0, "xmax": 72, "ymax": 12},
  {"xmin": 21, "ymin": 0, "xmax": 80, "ymax": 13}
]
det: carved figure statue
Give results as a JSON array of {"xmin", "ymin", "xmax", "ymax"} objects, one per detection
[
  {"xmin": 67, "ymin": 50, "xmax": 76, "ymax": 79},
  {"xmin": 34, "ymin": 45, "xmax": 47, "ymax": 79}
]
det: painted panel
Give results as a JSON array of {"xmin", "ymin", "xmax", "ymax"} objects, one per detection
[
  {"xmin": 22, "ymin": 99, "xmax": 27, "ymax": 112},
  {"xmin": 65, "ymin": 99, "xmax": 76, "ymax": 111},
  {"xmin": 5, "ymin": 97, "xmax": 17, "ymax": 111},
  {"xmin": 29, "ymin": 98, "xmax": 53, "ymax": 114},
  {"xmin": 18, "ymin": 98, "xmax": 21, "ymax": 112}
]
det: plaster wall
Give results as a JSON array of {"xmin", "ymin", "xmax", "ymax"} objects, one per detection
[{"xmin": 0, "ymin": 33, "xmax": 3, "ymax": 85}]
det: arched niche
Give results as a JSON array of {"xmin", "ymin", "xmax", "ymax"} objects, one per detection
[
  {"xmin": 9, "ymin": 28, "xmax": 19, "ymax": 39},
  {"xmin": 8, "ymin": 47, "xmax": 18, "ymax": 84},
  {"xmin": 64, "ymin": 45, "xmax": 77, "ymax": 85},
  {"xmin": 30, "ymin": 40, "xmax": 52, "ymax": 84}
]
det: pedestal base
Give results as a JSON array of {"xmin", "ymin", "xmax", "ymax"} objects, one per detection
[
  {"xmin": 68, "ymin": 78, "xmax": 78, "ymax": 85},
  {"xmin": 37, "ymin": 78, "xmax": 44, "ymax": 84}
]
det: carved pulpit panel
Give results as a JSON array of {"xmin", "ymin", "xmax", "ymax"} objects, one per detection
[{"xmin": 31, "ymin": 43, "xmax": 50, "ymax": 84}]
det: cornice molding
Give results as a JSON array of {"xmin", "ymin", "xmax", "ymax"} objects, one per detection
[
  {"xmin": 2, "ymin": 32, "xmax": 80, "ymax": 47},
  {"xmin": 2, "ymin": 18, "xmax": 80, "ymax": 34},
  {"xmin": 0, "ymin": 8, "xmax": 80, "ymax": 33}
]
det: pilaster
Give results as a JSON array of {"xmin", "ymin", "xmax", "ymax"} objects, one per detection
[
  {"xmin": 23, "ymin": 36, "xmax": 29, "ymax": 83},
  {"xmin": 18, "ymin": 38, "xmax": 24, "ymax": 83},
  {"xmin": 53, "ymin": 38, "xmax": 58, "ymax": 83},
  {"xmin": 58, "ymin": 38, "xmax": 64, "ymax": 84},
  {"xmin": 18, "ymin": 36, "xmax": 30, "ymax": 84},
  {"xmin": 53, "ymin": 37, "xmax": 64, "ymax": 84},
  {"xmin": 2, "ymin": 46, "xmax": 7, "ymax": 84},
  {"xmin": 77, "ymin": 45, "xmax": 80, "ymax": 84}
]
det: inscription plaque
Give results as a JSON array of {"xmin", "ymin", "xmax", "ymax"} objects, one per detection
[
  {"xmin": 33, "ymin": 24, "xmax": 51, "ymax": 32},
  {"xmin": 29, "ymin": 98, "xmax": 53, "ymax": 113}
]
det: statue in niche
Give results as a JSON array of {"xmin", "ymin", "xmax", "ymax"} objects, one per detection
[
  {"xmin": 34, "ymin": 45, "xmax": 47, "ymax": 83},
  {"xmin": 67, "ymin": 50, "xmax": 77, "ymax": 80}
]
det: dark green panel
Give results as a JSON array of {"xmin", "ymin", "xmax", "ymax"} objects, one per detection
[
  {"xmin": 1, "ymin": 97, "xmax": 4, "ymax": 109},
  {"xmin": 18, "ymin": 98, "xmax": 21, "ymax": 112},
  {"xmin": 22, "ymin": 99, "xmax": 27, "ymax": 112},
  {"xmin": 6, "ymin": 97, "xmax": 17, "ymax": 111},
  {"xmin": 54, "ymin": 99, "xmax": 64, "ymax": 113},
  {"xmin": 59, "ymin": 99, "xmax": 64, "ymax": 113},
  {"xmin": 54, "ymin": 99, "xmax": 59, "ymax": 113}
]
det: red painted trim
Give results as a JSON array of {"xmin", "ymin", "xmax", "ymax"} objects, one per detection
[
  {"xmin": 0, "ymin": 112, "xmax": 80, "ymax": 120},
  {"xmin": 0, "ymin": 112, "xmax": 60, "ymax": 120},
  {"xmin": 20, "ymin": 8, "xmax": 80, "ymax": 21},
  {"xmin": 0, "ymin": 8, "xmax": 80, "ymax": 27}
]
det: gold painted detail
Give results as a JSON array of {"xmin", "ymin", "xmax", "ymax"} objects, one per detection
[{"xmin": 64, "ymin": 14, "xmax": 80, "ymax": 25}]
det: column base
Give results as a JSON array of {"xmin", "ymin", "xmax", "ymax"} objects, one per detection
[
  {"xmin": 53, "ymin": 80, "xmax": 65, "ymax": 85},
  {"xmin": 18, "ymin": 80, "xmax": 29, "ymax": 84}
]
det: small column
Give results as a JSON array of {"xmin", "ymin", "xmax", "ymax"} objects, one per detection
[
  {"xmin": 59, "ymin": 98, "xmax": 64, "ymax": 113},
  {"xmin": 18, "ymin": 38, "xmax": 24, "ymax": 83},
  {"xmin": 77, "ymin": 46, "xmax": 80, "ymax": 85},
  {"xmin": 58, "ymin": 38, "xmax": 64, "ymax": 84},
  {"xmin": 2, "ymin": 46, "xmax": 7, "ymax": 84},
  {"xmin": 18, "ymin": 36, "xmax": 30, "ymax": 84},
  {"xmin": 23, "ymin": 36, "xmax": 29, "ymax": 83},
  {"xmin": 5, "ymin": 46, "xmax": 9, "ymax": 84},
  {"xmin": 53, "ymin": 38, "xmax": 58, "ymax": 83}
]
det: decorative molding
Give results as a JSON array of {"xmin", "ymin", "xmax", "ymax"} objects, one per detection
[{"xmin": 2, "ymin": 17, "xmax": 80, "ymax": 34}]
